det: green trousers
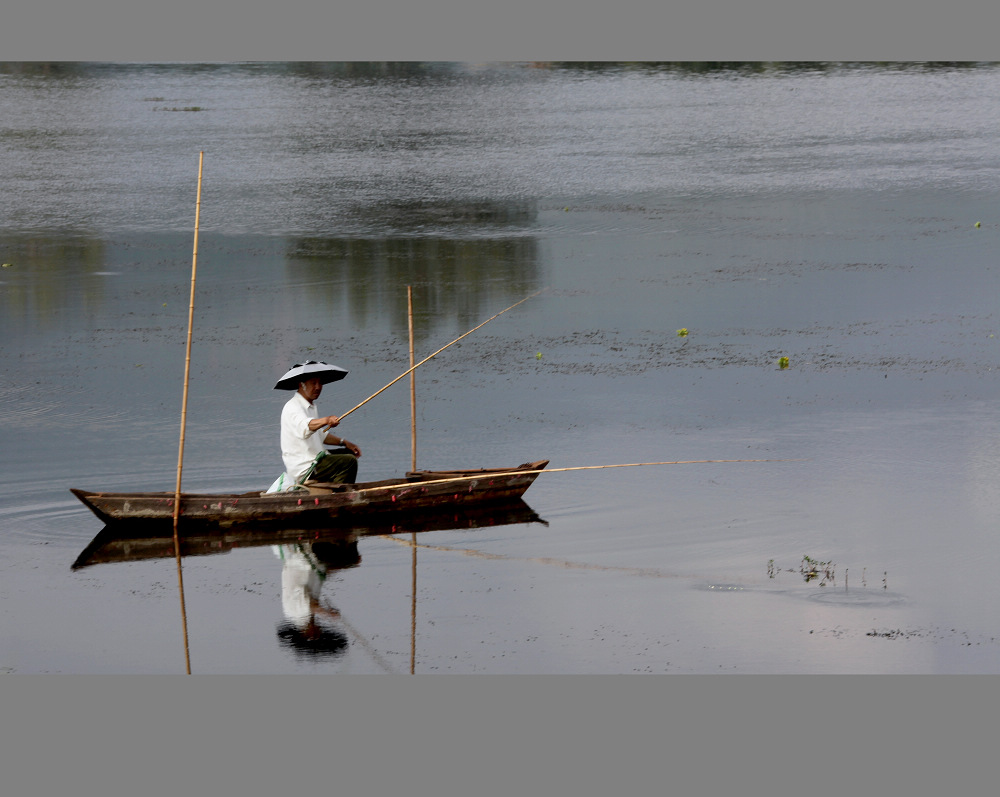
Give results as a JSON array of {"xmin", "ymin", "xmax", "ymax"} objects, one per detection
[{"xmin": 306, "ymin": 449, "xmax": 358, "ymax": 484}]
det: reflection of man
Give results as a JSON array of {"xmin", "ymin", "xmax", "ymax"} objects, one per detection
[{"xmin": 273, "ymin": 541, "xmax": 360, "ymax": 658}]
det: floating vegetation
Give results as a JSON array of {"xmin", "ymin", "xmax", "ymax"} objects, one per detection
[
  {"xmin": 806, "ymin": 626, "xmax": 997, "ymax": 646},
  {"xmin": 676, "ymin": 328, "xmax": 689, "ymax": 338},
  {"xmin": 778, "ymin": 356, "xmax": 790, "ymax": 370},
  {"xmin": 768, "ymin": 555, "xmax": 886, "ymax": 591},
  {"xmin": 867, "ymin": 629, "xmax": 906, "ymax": 639},
  {"xmin": 865, "ymin": 627, "xmax": 997, "ymax": 645},
  {"xmin": 800, "ymin": 554, "xmax": 834, "ymax": 585}
]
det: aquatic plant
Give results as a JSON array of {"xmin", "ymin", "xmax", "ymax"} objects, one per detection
[
  {"xmin": 800, "ymin": 554, "xmax": 834, "ymax": 585},
  {"xmin": 778, "ymin": 356, "xmax": 790, "ymax": 370},
  {"xmin": 767, "ymin": 556, "xmax": 885, "ymax": 592}
]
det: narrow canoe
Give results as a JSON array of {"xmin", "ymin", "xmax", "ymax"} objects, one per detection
[{"xmin": 70, "ymin": 460, "xmax": 549, "ymax": 528}]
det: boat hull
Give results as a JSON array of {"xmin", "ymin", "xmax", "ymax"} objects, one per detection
[{"xmin": 71, "ymin": 461, "xmax": 549, "ymax": 528}]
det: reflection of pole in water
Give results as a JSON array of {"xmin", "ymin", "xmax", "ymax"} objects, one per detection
[{"xmin": 411, "ymin": 532, "xmax": 417, "ymax": 674}]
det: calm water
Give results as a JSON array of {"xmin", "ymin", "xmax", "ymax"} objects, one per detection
[{"xmin": 2, "ymin": 62, "xmax": 1000, "ymax": 672}]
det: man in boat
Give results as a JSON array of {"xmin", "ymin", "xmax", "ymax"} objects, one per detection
[{"xmin": 273, "ymin": 361, "xmax": 362, "ymax": 489}]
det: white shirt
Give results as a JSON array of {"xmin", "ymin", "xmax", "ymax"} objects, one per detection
[{"xmin": 280, "ymin": 391, "xmax": 325, "ymax": 482}]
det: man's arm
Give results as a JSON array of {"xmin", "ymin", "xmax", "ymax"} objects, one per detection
[
  {"xmin": 322, "ymin": 432, "xmax": 361, "ymax": 457},
  {"xmin": 308, "ymin": 415, "xmax": 340, "ymax": 432}
]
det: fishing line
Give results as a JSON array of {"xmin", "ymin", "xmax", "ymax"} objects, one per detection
[
  {"xmin": 335, "ymin": 613, "xmax": 397, "ymax": 673},
  {"xmin": 353, "ymin": 459, "xmax": 806, "ymax": 495}
]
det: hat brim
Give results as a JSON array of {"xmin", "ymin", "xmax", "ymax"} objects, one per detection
[{"xmin": 274, "ymin": 361, "xmax": 349, "ymax": 390}]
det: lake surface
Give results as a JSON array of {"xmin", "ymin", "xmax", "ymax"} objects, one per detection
[{"xmin": 2, "ymin": 62, "xmax": 1000, "ymax": 672}]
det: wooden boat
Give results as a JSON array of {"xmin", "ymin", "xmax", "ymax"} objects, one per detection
[
  {"xmin": 71, "ymin": 499, "xmax": 546, "ymax": 570},
  {"xmin": 70, "ymin": 460, "xmax": 549, "ymax": 529}
]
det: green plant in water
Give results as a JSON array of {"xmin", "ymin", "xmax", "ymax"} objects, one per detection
[
  {"xmin": 676, "ymin": 328, "xmax": 688, "ymax": 338},
  {"xmin": 778, "ymin": 356, "xmax": 790, "ymax": 370},
  {"xmin": 800, "ymin": 555, "xmax": 834, "ymax": 585}
]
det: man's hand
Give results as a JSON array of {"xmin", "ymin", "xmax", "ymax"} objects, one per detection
[{"xmin": 343, "ymin": 441, "xmax": 362, "ymax": 458}]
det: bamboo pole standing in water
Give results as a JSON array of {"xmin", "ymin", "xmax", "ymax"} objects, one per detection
[
  {"xmin": 408, "ymin": 286, "xmax": 417, "ymax": 473},
  {"xmin": 171, "ymin": 151, "xmax": 203, "ymax": 675},
  {"xmin": 407, "ymin": 286, "xmax": 418, "ymax": 673}
]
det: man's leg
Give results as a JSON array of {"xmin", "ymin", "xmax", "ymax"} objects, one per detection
[{"xmin": 309, "ymin": 450, "xmax": 359, "ymax": 484}]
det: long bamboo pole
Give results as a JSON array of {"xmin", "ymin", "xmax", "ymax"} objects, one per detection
[
  {"xmin": 352, "ymin": 459, "xmax": 805, "ymax": 495},
  {"xmin": 406, "ymin": 285, "xmax": 417, "ymax": 675},
  {"xmin": 407, "ymin": 286, "xmax": 418, "ymax": 674},
  {"xmin": 171, "ymin": 150, "xmax": 203, "ymax": 675},
  {"xmin": 408, "ymin": 286, "xmax": 417, "ymax": 473},
  {"xmin": 336, "ymin": 288, "xmax": 546, "ymax": 422}
]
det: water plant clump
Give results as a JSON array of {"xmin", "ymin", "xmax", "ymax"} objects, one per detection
[
  {"xmin": 800, "ymin": 554, "xmax": 834, "ymax": 585},
  {"xmin": 767, "ymin": 556, "xmax": 886, "ymax": 591}
]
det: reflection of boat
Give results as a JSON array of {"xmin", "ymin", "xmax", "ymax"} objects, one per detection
[
  {"xmin": 70, "ymin": 460, "xmax": 548, "ymax": 529},
  {"xmin": 71, "ymin": 498, "xmax": 546, "ymax": 570}
]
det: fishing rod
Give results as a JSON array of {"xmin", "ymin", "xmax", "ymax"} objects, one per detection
[
  {"xmin": 352, "ymin": 459, "xmax": 806, "ymax": 495},
  {"xmin": 335, "ymin": 288, "xmax": 547, "ymax": 423}
]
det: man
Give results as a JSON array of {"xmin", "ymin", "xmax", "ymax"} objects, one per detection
[{"xmin": 275, "ymin": 361, "xmax": 362, "ymax": 487}]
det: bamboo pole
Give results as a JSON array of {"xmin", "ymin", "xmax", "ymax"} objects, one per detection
[
  {"xmin": 352, "ymin": 459, "xmax": 806, "ymax": 495},
  {"xmin": 407, "ymin": 286, "xmax": 418, "ymax": 674},
  {"xmin": 171, "ymin": 151, "xmax": 203, "ymax": 675},
  {"xmin": 337, "ymin": 288, "xmax": 546, "ymax": 422},
  {"xmin": 408, "ymin": 286, "xmax": 417, "ymax": 474}
]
